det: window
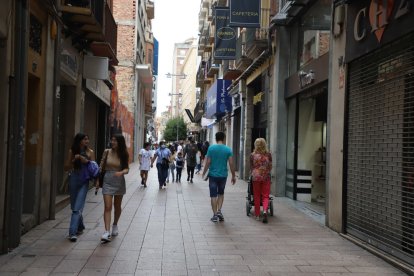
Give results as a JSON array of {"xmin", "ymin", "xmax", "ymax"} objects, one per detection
[{"xmin": 299, "ymin": 0, "xmax": 331, "ymax": 67}]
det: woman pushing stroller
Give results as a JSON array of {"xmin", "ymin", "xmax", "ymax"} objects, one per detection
[{"xmin": 250, "ymin": 138, "xmax": 272, "ymax": 223}]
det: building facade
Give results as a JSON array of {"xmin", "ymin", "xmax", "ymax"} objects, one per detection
[
  {"xmin": 195, "ymin": 0, "xmax": 414, "ymax": 270},
  {"xmin": 0, "ymin": 0, "xmax": 118, "ymax": 253},
  {"xmin": 113, "ymin": 0, "xmax": 155, "ymax": 160}
]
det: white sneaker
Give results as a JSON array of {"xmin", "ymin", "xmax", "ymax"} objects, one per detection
[
  {"xmin": 101, "ymin": 231, "xmax": 111, "ymax": 242},
  {"xmin": 111, "ymin": 225, "xmax": 118, "ymax": 236}
]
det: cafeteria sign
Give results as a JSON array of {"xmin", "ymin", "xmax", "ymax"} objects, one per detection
[
  {"xmin": 229, "ymin": 0, "xmax": 261, "ymax": 28},
  {"xmin": 214, "ymin": 7, "xmax": 237, "ymax": 60}
]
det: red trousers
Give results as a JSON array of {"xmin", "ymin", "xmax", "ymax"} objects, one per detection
[{"xmin": 253, "ymin": 179, "xmax": 270, "ymax": 216}]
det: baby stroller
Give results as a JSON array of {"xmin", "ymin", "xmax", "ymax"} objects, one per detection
[{"xmin": 246, "ymin": 176, "xmax": 274, "ymax": 217}]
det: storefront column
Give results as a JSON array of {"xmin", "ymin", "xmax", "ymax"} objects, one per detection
[
  {"xmin": 270, "ymin": 27, "xmax": 292, "ymax": 196},
  {"xmin": 326, "ymin": 7, "xmax": 347, "ymax": 232},
  {"xmin": 243, "ymin": 87, "xmax": 254, "ymax": 180}
]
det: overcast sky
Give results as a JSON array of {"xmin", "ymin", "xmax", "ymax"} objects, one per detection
[{"xmin": 152, "ymin": 0, "xmax": 200, "ymax": 116}]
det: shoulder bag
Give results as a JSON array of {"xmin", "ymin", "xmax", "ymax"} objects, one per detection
[{"xmin": 98, "ymin": 149, "xmax": 109, "ymax": 187}]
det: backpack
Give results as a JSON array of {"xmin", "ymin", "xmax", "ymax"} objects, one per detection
[
  {"xmin": 176, "ymin": 158, "xmax": 184, "ymax": 167},
  {"xmin": 158, "ymin": 148, "xmax": 169, "ymax": 169}
]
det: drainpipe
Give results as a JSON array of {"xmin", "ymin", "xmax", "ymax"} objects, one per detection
[
  {"xmin": 5, "ymin": 0, "xmax": 28, "ymax": 251},
  {"xmin": 49, "ymin": 1, "xmax": 61, "ymax": 219}
]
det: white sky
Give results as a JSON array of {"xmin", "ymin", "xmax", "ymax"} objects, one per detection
[{"xmin": 152, "ymin": 0, "xmax": 200, "ymax": 116}]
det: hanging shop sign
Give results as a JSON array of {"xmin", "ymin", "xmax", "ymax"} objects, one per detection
[
  {"xmin": 206, "ymin": 79, "xmax": 233, "ymax": 119},
  {"xmin": 229, "ymin": 0, "xmax": 261, "ymax": 27},
  {"xmin": 214, "ymin": 7, "xmax": 237, "ymax": 60},
  {"xmin": 346, "ymin": 0, "xmax": 414, "ymax": 62},
  {"xmin": 253, "ymin": 92, "xmax": 264, "ymax": 105}
]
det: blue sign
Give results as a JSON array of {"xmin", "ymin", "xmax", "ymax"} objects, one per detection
[
  {"xmin": 214, "ymin": 8, "xmax": 237, "ymax": 60},
  {"xmin": 229, "ymin": 0, "xmax": 261, "ymax": 28},
  {"xmin": 206, "ymin": 79, "xmax": 232, "ymax": 119},
  {"xmin": 153, "ymin": 38, "xmax": 159, "ymax": 76}
]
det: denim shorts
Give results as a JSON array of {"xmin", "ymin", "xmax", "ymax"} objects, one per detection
[{"xmin": 209, "ymin": 176, "xmax": 227, "ymax": 197}]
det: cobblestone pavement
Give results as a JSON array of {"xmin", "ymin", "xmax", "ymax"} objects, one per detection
[{"xmin": 0, "ymin": 162, "xmax": 407, "ymax": 275}]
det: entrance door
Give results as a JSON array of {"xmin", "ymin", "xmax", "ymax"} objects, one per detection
[{"xmin": 23, "ymin": 75, "xmax": 42, "ymax": 215}]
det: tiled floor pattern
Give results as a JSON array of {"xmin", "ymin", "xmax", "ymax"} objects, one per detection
[{"xmin": 0, "ymin": 162, "xmax": 407, "ymax": 275}]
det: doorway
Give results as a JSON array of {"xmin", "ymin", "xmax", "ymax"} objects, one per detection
[
  {"xmin": 23, "ymin": 74, "xmax": 42, "ymax": 216},
  {"xmin": 285, "ymin": 88, "xmax": 327, "ymax": 207}
]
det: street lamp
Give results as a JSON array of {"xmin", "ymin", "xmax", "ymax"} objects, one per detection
[{"xmin": 168, "ymin": 93, "xmax": 183, "ymax": 141}]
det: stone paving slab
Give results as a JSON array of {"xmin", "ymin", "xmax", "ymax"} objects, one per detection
[{"xmin": 0, "ymin": 162, "xmax": 408, "ymax": 275}]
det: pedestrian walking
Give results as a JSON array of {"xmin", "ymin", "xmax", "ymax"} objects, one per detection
[
  {"xmin": 202, "ymin": 132, "xmax": 236, "ymax": 223},
  {"xmin": 151, "ymin": 141, "xmax": 171, "ymax": 189},
  {"xmin": 184, "ymin": 136, "xmax": 198, "ymax": 183},
  {"xmin": 138, "ymin": 142, "xmax": 152, "ymax": 188},
  {"xmin": 167, "ymin": 145, "xmax": 176, "ymax": 183},
  {"xmin": 195, "ymin": 150, "xmax": 202, "ymax": 174},
  {"xmin": 97, "ymin": 134, "xmax": 129, "ymax": 242},
  {"xmin": 64, "ymin": 133, "xmax": 95, "ymax": 242},
  {"xmin": 250, "ymin": 138, "xmax": 272, "ymax": 223},
  {"xmin": 175, "ymin": 152, "xmax": 184, "ymax": 182}
]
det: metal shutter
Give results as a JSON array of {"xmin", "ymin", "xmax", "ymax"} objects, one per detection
[{"xmin": 346, "ymin": 32, "xmax": 414, "ymax": 265}]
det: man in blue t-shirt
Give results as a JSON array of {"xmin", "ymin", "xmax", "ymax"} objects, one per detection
[{"xmin": 202, "ymin": 132, "xmax": 236, "ymax": 223}]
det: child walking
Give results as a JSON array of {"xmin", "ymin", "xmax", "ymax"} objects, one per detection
[{"xmin": 175, "ymin": 152, "xmax": 184, "ymax": 183}]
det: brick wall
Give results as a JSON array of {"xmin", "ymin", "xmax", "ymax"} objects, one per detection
[
  {"xmin": 117, "ymin": 25, "xmax": 135, "ymax": 62},
  {"xmin": 113, "ymin": 0, "xmax": 135, "ymax": 21}
]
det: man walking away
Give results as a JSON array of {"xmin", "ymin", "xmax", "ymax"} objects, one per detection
[
  {"xmin": 202, "ymin": 132, "xmax": 236, "ymax": 223},
  {"xmin": 151, "ymin": 141, "xmax": 171, "ymax": 189},
  {"xmin": 183, "ymin": 136, "xmax": 198, "ymax": 183}
]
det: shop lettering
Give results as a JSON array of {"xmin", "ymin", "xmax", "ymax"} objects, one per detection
[
  {"xmin": 353, "ymin": 0, "xmax": 410, "ymax": 42},
  {"xmin": 216, "ymin": 48, "xmax": 236, "ymax": 52},
  {"xmin": 232, "ymin": 11, "xmax": 259, "ymax": 17}
]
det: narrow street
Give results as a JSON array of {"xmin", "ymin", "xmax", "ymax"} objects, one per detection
[{"xmin": 0, "ymin": 163, "xmax": 406, "ymax": 276}]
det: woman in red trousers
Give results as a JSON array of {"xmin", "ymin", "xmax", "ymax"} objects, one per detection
[{"xmin": 250, "ymin": 138, "xmax": 272, "ymax": 223}]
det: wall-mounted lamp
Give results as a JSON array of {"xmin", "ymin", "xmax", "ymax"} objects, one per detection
[
  {"xmin": 299, "ymin": 70, "xmax": 315, "ymax": 89},
  {"xmin": 333, "ymin": 4, "xmax": 345, "ymax": 37}
]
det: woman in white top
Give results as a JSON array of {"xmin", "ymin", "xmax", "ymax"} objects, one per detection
[{"xmin": 139, "ymin": 142, "xmax": 152, "ymax": 188}]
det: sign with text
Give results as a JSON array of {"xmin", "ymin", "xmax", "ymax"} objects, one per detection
[
  {"xmin": 229, "ymin": 0, "xmax": 261, "ymax": 27},
  {"xmin": 206, "ymin": 79, "xmax": 233, "ymax": 119},
  {"xmin": 214, "ymin": 7, "xmax": 237, "ymax": 60},
  {"xmin": 346, "ymin": 0, "xmax": 414, "ymax": 62}
]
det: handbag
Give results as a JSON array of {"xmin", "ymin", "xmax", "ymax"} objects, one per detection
[{"xmin": 98, "ymin": 149, "xmax": 109, "ymax": 187}]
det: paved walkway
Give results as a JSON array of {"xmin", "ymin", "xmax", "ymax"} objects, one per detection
[{"xmin": 0, "ymin": 163, "xmax": 407, "ymax": 275}]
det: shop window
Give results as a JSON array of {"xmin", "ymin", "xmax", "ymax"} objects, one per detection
[{"xmin": 299, "ymin": 0, "xmax": 331, "ymax": 68}]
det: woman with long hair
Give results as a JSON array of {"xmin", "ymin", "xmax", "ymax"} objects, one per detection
[
  {"xmin": 250, "ymin": 138, "xmax": 272, "ymax": 223},
  {"xmin": 64, "ymin": 133, "xmax": 95, "ymax": 242},
  {"xmin": 97, "ymin": 134, "xmax": 129, "ymax": 242}
]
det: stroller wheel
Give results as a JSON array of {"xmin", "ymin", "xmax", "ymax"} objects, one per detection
[
  {"xmin": 246, "ymin": 200, "xmax": 250, "ymax": 216},
  {"xmin": 269, "ymin": 199, "xmax": 274, "ymax": 216}
]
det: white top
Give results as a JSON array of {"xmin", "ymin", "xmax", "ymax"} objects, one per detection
[{"xmin": 139, "ymin": 149, "xmax": 152, "ymax": 171}]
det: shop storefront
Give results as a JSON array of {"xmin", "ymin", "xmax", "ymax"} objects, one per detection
[
  {"xmin": 282, "ymin": 0, "xmax": 331, "ymax": 204},
  {"xmin": 344, "ymin": 0, "xmax": 414, "ymax": 266}
]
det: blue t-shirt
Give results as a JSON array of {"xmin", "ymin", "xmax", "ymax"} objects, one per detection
[
  {"xmin": 206, "ymin": 144, "xmax": 233, "ymax": 177},
  {"xmin": 155, "ymin": 147, "xmax": 171, "ymax": 164}
]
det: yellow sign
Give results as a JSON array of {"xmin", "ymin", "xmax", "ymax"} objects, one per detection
[{"xmin": 253, "ymin": 92, "xmax": 264, "ymax": 105}]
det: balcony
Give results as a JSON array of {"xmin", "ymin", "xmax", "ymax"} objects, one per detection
[
  {"xmin": 193, "ymin": 101, "xmax": 204, "ymax": 123},
  {"xmin": 146, "ymin": 0, "xmax": 154, "ymax": 20},
  {"xmin": 235, "ymin": 33, "xmax": 252, "ymax": 72},
  {"xmin": 61, "ymin": 0, "xmax": 118, "ymax": 65},
  {"xmin": 245, "ymin": 28, "xmax": 268, "ymax": 60},
  {"xmin": 196, "ymin": 62, "xmax": 206, "ymax": 87},
  {"xmin": 222, "ymin": 60, "xmax": 241, "ymax": 80},
  {"xmin": 207, "ymin": 57, "xmax": 220, "ymax": 78}
]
